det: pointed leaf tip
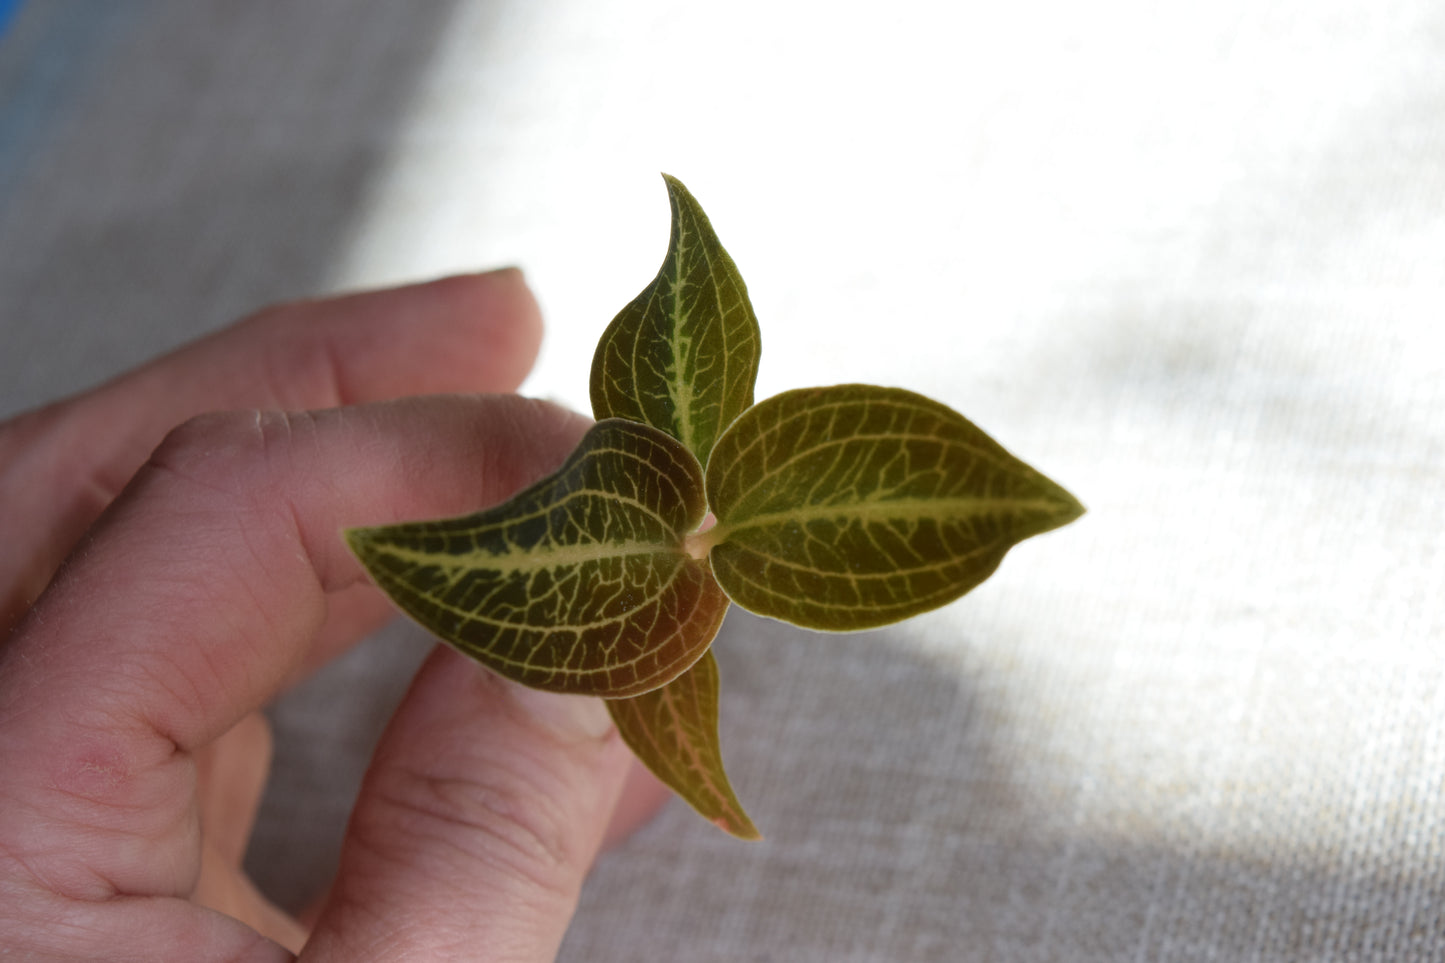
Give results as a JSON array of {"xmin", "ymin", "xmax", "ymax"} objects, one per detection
[
  {"xmin": 704, "ymin": 384, "xmax": 1084, "ymax": 631},
  {"xmin": 608, "ymin": 650, "xmax": 761, "ymax": 839},
  {"xmin": 590, "ymin": 175, "xmax": 762, "ymax": 467}
]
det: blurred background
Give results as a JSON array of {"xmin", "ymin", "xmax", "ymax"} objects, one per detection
[{"xmin": 2, "ymin": 2, "xmax": 1442, "ymax": 959}]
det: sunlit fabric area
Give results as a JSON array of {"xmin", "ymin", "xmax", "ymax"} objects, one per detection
[{"xmin": 2, "ymin": 1, "xmax": 1443, "ymax": 959}]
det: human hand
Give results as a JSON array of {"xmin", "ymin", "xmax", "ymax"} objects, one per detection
[{"xmin": 0, "ymin": 271, "xmax": 666, "ymax": 960}]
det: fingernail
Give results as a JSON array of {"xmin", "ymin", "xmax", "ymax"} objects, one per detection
[{"xmin": 508, "ymin": 685, "xmax": 615, "ymax": 742}]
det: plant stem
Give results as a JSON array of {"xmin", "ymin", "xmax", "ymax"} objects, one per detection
[{"xmin": 684, "ymin": 521, "xmax": 724, "ymax": 560}]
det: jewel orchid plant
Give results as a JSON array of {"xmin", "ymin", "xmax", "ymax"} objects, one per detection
[{"xmin": 346, "ymin": 175, "xmax": 1084, "ymax": 838}]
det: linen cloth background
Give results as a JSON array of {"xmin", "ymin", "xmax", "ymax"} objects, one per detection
[{"xmin": 2, "ymin": 2, "xmax": 1442, "ymax": 960}]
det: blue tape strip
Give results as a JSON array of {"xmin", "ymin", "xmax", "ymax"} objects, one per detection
[{"xmin": 0, "ymin": 0, "xmax": 24, "ymax": 37}]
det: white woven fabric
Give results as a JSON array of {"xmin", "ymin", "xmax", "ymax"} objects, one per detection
[{"xmin": 2, "ymin": 2, "xmax": 1441, "ymax": 959}]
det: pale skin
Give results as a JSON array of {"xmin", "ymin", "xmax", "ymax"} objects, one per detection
[{"xmin": 0, "ymin": 270, "xmax": 668, "ymax": 961}]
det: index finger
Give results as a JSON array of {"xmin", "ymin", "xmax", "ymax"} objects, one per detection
[{"xmin": 0, "ymin": 270, "xmax": 543, "ymax": 628}]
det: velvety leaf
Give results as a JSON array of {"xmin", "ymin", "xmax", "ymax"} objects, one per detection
[
  {"xmin": 607, "ymin": 650, "xmax": 761, "ymax": 839},
  {"xmin": 704, "ymin": 384, "xmax": 1085, "ymax": 630},
  {"xmin": 590, "ymin": 174, "xmax": 762, "ymax": 464},
  {"xmin": 346, "ymin": 419, "xmax": 730, "ymax": 697}
]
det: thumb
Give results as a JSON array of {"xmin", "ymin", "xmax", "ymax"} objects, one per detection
[{"xmin": 301, "ymin": 646, "xmax": 634, "ymax": 962}]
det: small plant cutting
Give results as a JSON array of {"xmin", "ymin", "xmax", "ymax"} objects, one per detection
[{"xmin": 346, "ymin": 175, "xmax": 1084, "ymax": 838}]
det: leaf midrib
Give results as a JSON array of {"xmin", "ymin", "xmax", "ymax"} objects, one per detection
[
  {"xmin": 668, "ymin": 214, "xmax": 696, "ymax": 454},
  {"xmin": 712, "ymin": 493, "xmax": 1067, "ymax": 543},
  {"xmin": 366, "ymin": 536, "xmax": 687, "ymax": 576}
]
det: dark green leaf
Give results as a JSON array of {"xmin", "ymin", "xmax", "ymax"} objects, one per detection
[
  {"xmin": 346, "ymin": 419, "xmax": 729, "ymax": 697},
  {"xmin": 607, "ymin": 650, "xmax": 760, "ymax": 839},
  {"xmin": 704, "ymin": 384, "xmax": 1085, "ymax": 630},
  {"xmin": 590, "ymin": 174, "xmax": 762, "ymax": 465}
]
